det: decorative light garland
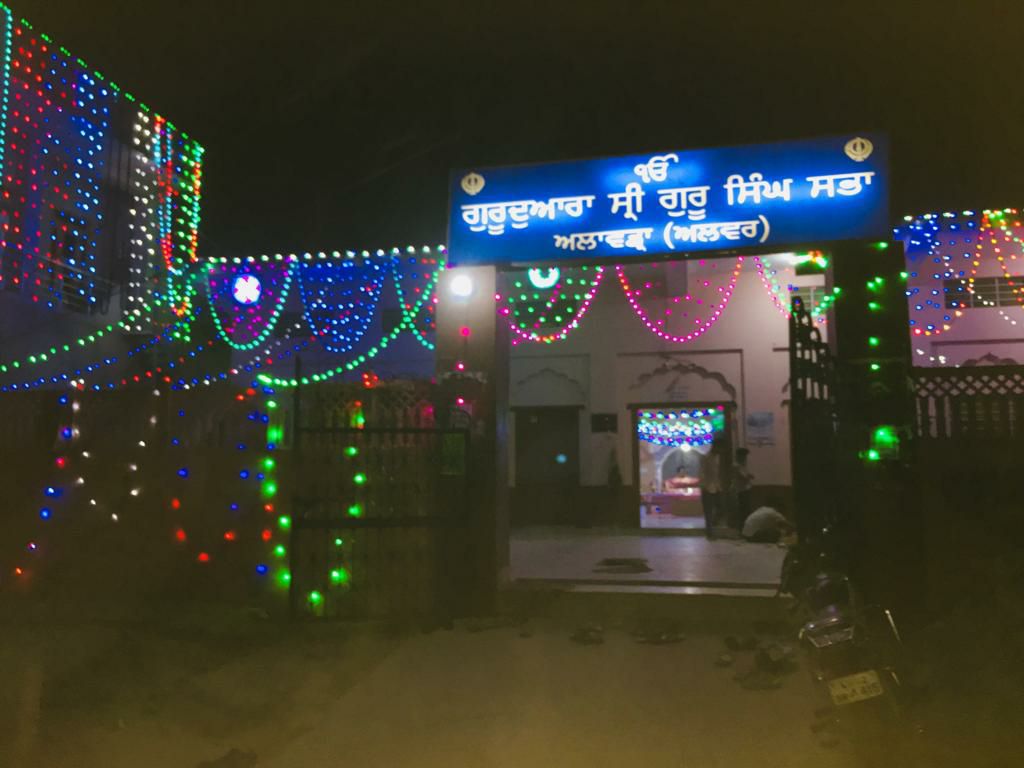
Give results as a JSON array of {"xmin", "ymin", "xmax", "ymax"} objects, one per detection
[
  {"xmin": 753, "ymin": 254, "xmax": 833, "ymax": 322},
  {"xmin": 636, "ymin": 408, "xmax": 725, "ymax": 447},
  {"xmin": 208, "ymin": 258, "xmax": 296, "ymax": 351},
  {"xmin": 895, "ymin": 210, "xmax": 983, "ymax": 339},
  {"xmin": 976, "ymin": 210, "xmax": 1024, "ymax": 328},
  {"xmin": 392, "ymin": 248, "xmax": 440, "ymax": 351},
  {"xmin": 616, "ymin": 258, "xmax": 742, "ymax": 343},
  {"xmin": 499, "ymin": 264, "xmax": 605, "ymax": 345},
  {"xmin": 0, "ymin": 310, "xmax": 199, "ymax": 393},
  {"xmin": 299, "ymin": 257, "xmax": 385, "ymax": 354},
  {"xmin": 0, "ymin": 5, "xmax": 203, "ymax": 319},
  {"xmin": 257, "ymin": 254, "xmax": 442, "ymax": 388}
]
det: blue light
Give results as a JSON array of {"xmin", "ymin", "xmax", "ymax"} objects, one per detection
[
  {"xmin": 177, "ymin": 468, "xmax": 189, "ymax": 478},
  {"xmin": 40, "ymin": 507, "xmax": 52, "ymax": 520},
  {"xmin": 255, "ymin": 564, "xmax": 268, "ymax": 575}
]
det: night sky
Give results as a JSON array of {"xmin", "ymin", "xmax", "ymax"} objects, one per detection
[{"xmin": 18, "ymin": 0, "xmax": 1024, "ymax": 257}]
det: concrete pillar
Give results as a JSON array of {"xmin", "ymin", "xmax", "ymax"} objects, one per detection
[{"xmin": 435, "ymin": 266, "xmax": 509, "ymax": 611}]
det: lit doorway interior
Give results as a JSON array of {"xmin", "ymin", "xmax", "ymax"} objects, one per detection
[{"xmin": 633, "ymin": 404, "xmax": 732, "ymax": 531}]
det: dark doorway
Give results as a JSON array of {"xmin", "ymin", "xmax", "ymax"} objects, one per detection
[{"xmin": 512, "ymin": 406, "xmax": 580, "ymax": 526}]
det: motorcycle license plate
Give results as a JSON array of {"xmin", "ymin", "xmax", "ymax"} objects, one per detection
[{"xmin": 828, "ymin": 670, "xmax": 884, "ymax": 706}]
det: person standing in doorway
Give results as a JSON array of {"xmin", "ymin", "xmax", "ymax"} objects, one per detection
[
  {"xmin": 732, "ymin": 448, "xmax": 754, "ymax": 532},
  {"xmin": 699, "ymin": 438, "xmax": 724, "ymax": 539}
]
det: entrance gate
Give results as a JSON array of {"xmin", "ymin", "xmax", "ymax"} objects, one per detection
[
  {"xmin": 288, "ymin": 381, "xmax": 470, "ymax": 620},
  {"xmin": 788, "ymin": 297, "xmax": 838, "ymax": 538}
]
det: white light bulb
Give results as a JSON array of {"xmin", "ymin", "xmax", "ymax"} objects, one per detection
[{"xmin": 450, "ymin": 273, "xmax": 474, "ymax": 298}]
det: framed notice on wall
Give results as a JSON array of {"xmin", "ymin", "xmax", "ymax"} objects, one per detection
[{"xmin": 745, "ymin": 411, "xmax": 775, "ymax": 447}]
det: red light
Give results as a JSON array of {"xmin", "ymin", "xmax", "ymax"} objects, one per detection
[
  {"xmin": 55, "ymin": 456, "xmax": 66, "ymax": 468},
  {"xmin": 263, "ymin": 503, "xmax": 274, "ymax": 513},
  {"xmin": 14, "ymin": 567, "xmax": 23, "ymax": 576},
  {"xmin": 261, "ymin": 528, "xmax": 273, "ymax": 542},
  {"xmin": 223, "ymin": 530, "xmax": 237, "ymax": 542},
  {"xmin": 459, "ymin": 326, "xmax": 471, "ymax": 337},
  {"xmin": 197, "ymin": 552, "xmax": 210, "ymax": 563},
  {"xmin": 175, "ymin": 528, "xmax": 187, "ymax": 542},
  {"xmin": 171, "ymin": 498, "xmax": 181, "ymax": 510}
]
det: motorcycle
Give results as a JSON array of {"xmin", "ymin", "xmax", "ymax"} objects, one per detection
[{"xmin": 780, "ymin": 528, "xmax": 905, "ymax": 713}]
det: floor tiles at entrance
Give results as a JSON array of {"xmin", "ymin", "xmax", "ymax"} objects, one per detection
[{"xmin": 510, "ymin": 527, "xmax": 785, "ymax": 588}]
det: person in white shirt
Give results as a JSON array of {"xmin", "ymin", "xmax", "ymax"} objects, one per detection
[{"xmin": 742, "ymin": 502, "xmax": 794, "ymax": 544}]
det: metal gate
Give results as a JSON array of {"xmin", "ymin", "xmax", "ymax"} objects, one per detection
[
  {"xmin": 788, "ymin": 297, "xmax": 838, "ymax": 537},
  {"xmin": 287, "ymin": 378, "xmax": 470, "ymax": 620}
]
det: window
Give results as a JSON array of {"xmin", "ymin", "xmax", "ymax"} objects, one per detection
[{"xmin": 944, "ymin": 277, "xmax": 1024, "ymax": 309}]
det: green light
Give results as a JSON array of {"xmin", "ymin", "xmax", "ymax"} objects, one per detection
[
  {"xmin": 353, "ymin": 473, "xmax": 367, "ymax": 486},
  {"xmin": 308, "ymin": 590, "xmax": 323, "ymax": 606},
  {"xmin": 274, "ymin": 544, "xmax": 287, "ymax": 558},
  {"xmin": 899, "ymin": 271, "xmax": 908, "ymax": 281},
  {"xmin": 278, "ymin": 515, "xmax": 291, "ymax": 530},
  {"xmin": 263, "ymin": 457, "xmax": 276, "ymax": 471},
  {"xmin": 347, "ymin": 504, "xmax": 363, "ymax": 517},
  {"xmin": 868, "ymin": 336, "xmax": 880, "ymax": 347},
  {"xmin": 868, "ymin": 301, "xmax": 881, "ymax": 311},
  {"xmin": 866, "ymin": 424, "xmax": 900, "ymax": 461},
  {"xmin": 873, "ymin": 425, "xmax": 899, "ymax": 449},
  {"xmin": 330, "ymin": 568, "xmax": 349, "ymax": 585},
  {"xmin": 267, "ymin": 426, "xmax": 284, "ymax": 443},
  {"xmin": 333, "ymin": 537, "xmax": 344, "ymax": 547},
  {"xmin": 262, "ymin": 480, "xmax": 278, "ymax": 498},
  {"xmin": 266, "ymin": 400, "xmax": 278, "ymax": 410},
  {"xmin": 276, "ymin": 569, "xmax": 291, "ymax": 587},
  {"xmin": 345, "ymin": 446, "xmax": 359, "ymax": 457},
  {"xmin": 872, "ymin": 241, "xmax": 889, "ymax": 250},
  {"xmin": 870, "ymin": 363, "xmax": 881, "ymax": 371}
]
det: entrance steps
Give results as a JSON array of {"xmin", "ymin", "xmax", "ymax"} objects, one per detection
[{"xmin": 498, "ymin": 580, "xmax": 793, "ymax": 633}]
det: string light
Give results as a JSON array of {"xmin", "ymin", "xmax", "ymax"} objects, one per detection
[
  {"xmin": 0, "ymin": 5, "xmax": 203, "ymax": 320},
  {"xmin": 257, "ymin": 254, "xmax": 442, "ymax": 388},
  {"xmin": 208, "ymin": 258, "xmax": 296, "ymax": 350},
  {"xmin": 299, "ymin": 257, "xmax": 384, "ymax": 354},
  {"xmin": 499, "ymin": 265, "xmax": 605, "ymax": 344},
  {"xmin": 616, "ymin": 258, "xmax": 742, "ymax": 343},
  {"xmin": 392, "ymin": 248, "xmax": 441, "ymax": 351}
]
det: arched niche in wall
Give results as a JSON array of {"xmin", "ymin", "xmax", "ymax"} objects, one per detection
[
  {"xmin": 627, "ymin": 356, "xmax": 737, "ymax": 404},
  {"xmin": 510, "ymin": 358, "xmax": 588, "ymax": 407}
]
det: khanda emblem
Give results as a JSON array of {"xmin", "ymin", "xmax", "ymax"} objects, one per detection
[
  {"xmin": 461, "ymin": 172, "xmax": 485, "ymax": 196},
  {"xmin": 844, "ymin": 137, "xmax": 873, "ymax": 163}
]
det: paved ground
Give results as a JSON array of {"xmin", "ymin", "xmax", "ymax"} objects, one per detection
[
  {"xmin": 511, "ymin": 526, "xmax": 785, "ymax": 587},
  {"xmin": 0, "ymin": 608, "xmax": 855, "ymax": 768}
]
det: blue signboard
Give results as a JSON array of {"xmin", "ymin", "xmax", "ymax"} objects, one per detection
[{"xmin": 447, "ymin": 133, "xmax": 888, "ymax": 266}]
